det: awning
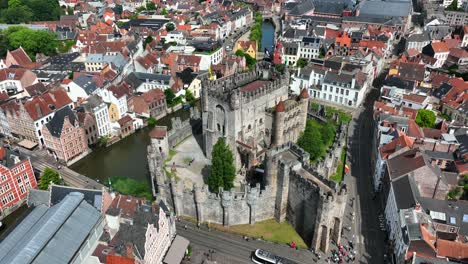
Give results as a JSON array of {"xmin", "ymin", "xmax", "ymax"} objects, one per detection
[
  {"xmin": 17, "ymin": 140, "xmax": 38, "ymax": 150},
  {"xmin": 163, "ymin": 235, "xmax": 190, "ymax": 264}
]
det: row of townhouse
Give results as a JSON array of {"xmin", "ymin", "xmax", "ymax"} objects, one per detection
[
  {"xmin": 290, "ymin": 54, "xmax": 378, "ymax": 108},
  {"xmin": 370, "ymin": 69, "xmax": 468, "ymax": 263}
]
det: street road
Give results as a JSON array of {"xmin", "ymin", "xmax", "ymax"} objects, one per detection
[
  {"xmin": 19, "ymin": 147, "xmax": 103, "ymax": 189},
  {"xmin": 346, "ymin": 87, "xmax": 386, "ymax": 263},
  {"xmin": 176, "ymin": 220, "xmax": 316, "ymax": 264}
]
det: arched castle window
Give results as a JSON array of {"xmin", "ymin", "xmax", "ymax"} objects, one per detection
[
  {"xmin": 215, "ymin": 105, "xmax": 226, "ymax": 136},
  {"xmin": 248, "ymin": 124, "xmax": 252, "ymax": 131},
  {"xmin": 259, "ymin": 118, "xmax": 263, "ymax": 124}
]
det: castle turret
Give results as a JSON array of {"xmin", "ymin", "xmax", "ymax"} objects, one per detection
[
  {"xmin": 274, "ymin": 161, "xmax": 290, "ymax": 222},
  {"xmin": 299, "ymin": 87, "xmax": 309, "ymax": 132},
  {"xmin": 194, "ymin": 183, "xmax": 207, "ymax": 224},
  {"xmin": 273, "ymin": 99, "xmax": 285, "ymax": 146}
]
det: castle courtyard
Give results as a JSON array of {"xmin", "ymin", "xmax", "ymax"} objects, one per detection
[{"xmin": 165, "ymin": 135, "xmax": 210, "ymax": 189}]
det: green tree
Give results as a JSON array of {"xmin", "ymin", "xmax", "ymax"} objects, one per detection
[
  {"xmin": 38, "ymin": 167, "xmax": 61, "ymax": 190},
  {"xmin": 161, "ymin": 7, "xmax": 168, "ymax": 15},
  {"xmin": 5, "ymin": 27, "xmax": 58, "ymax": 59},
  {"xmin": 1, "ymin": 6, "xmax": 33, "ymax": 24},
  {"xmin": 415, "ymin": 109, "xmax": 436, "ymax": 128},
  {"xmin": 235, "ymin": 49, "xmax": 244, "ymax": 56},
  {"xmin": 26, "ymin": 0, "xmax": 62, "ymax": 21},
  {"xmin": 142, "ymin": 35, "xmax": 153, "ymax": 49},
  {"xmin": 0, "ymin": 30, "xmax": 8, "ymax": 57},
  {"xmin": 296, "ymin": 58, "xmax": 308, "ymax": 68},
  {"xmin": 446, "ymin": 0, "xmax": 459, "ymax": 10},
  {"xmin": 165, "ymin": 22, "xmax": 175, "ymax": 32},
  {"xmin": 185, "ymin": 89, "xmax": 195, "ymax": 105},
  {"xmin": 275, "ymin": 64, "xmax": 286, "ymax": 74},
  {"xmin": 147, "ymin": 117, "xmax": 156, "ymax": 126},
  {"xmin": 297, "ymin": 120, "xmax": 325, "ymax": 160},
  {"xmin": 146, "ymin": 2, "xmax": 155, "ymax": 10},
  {"xmin": 209, "ymin": 137, "xmax": 236, "ymax": 193},
  {"xmin": 67, "ymin": 6, "xmax": 74, "ymax": 15},
  {"xmin": 164, "ymin": 88, "xmax": 176, "ymax": 106},
  {"xmin": 320, "ymin": 122, "xmax": 336, "ymax": 147},
  {"xmin": 244, "ymin": 53, "xmax": 256, "ymax": 69}
]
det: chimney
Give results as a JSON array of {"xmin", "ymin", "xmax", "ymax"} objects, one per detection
[{"xmin": 35, "ymin": 104, "xmax": 42, "ymax": 118}]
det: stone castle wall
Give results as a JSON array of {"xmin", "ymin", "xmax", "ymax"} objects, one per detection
[
  {"xmin": 169, "ymin": 179, "xmax": 276, "ymax": 225},
  {"xmin": 167, "ymin": 108, "xmax": 201, "ymax": 148},
  {"xmin": 287, "ymin": 172, "xmax": 322, "ymax": 245}
]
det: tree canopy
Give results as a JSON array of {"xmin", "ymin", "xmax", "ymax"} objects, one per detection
[
  {"xmin": 0, "ymin": 26, "xmax": 58, "ymax": 59},
  {"xmin": 143, "ymin": 35, "xmax": 153, "ymax": 49},
  {"xmin": 146, "ymin": 2, "xmax": 156, "ymax": 10},
  {"xmin": 415, "ymin": 109, "xmax": 436, "ymax": 128},
  {"xmin": 249, "ymin": 13, "xmax": 262, "ymax": 51},
  {"xmin": 164, "ymin": 88, "xmax": 176, "ymax": 106},
  {"xmin": 0, "ymin": 0, "xmax": 63, "ymax": 24},
  {"xmin": 38, "ymin": 167, "xmax": 61, "ymax": 190},
  {"xmin": 165, "ymin": 22, "xmax": 175, "ymax": 32},
  {"xmin": 208, "ymin": 137, "xmax": 236, "ymax": 193},
  {"xmin": 185, "ymin": 89, "xmax": 195, "ymax": 105},
  {"xmin": 297, "ymin": 119, "xmax": 326, "ymax": 161},
  {"xmin": 296, "ymin": 58, "xmax": 308, "ymax": 68}
]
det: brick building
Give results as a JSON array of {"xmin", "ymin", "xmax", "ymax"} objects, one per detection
[
  {"xmin": 42, "ymin": 107, "xmax": 89, "ymax": 163},
  {"xmin": 0, "ymin": 147, "xmax": 36, "ymax": 218}
]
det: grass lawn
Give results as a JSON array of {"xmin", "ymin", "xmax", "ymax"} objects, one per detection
[
  {"xmin": 165, "ymin": 149, "xmax": 177, "ymax": 162},
  {"xmin": 324, "ymin": 106, "xmax": 352, "ymax": 124},
  {"xmin": 211, "ymin": 219, "xmax": 308, "ymax": 248},
  {"xmin": 330, "ymin": 147, "xmax": 346, "ymax": 183}
]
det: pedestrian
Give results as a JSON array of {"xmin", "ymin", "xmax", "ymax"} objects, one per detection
[{"xmin": 184, "ymin": 225, "xmax": 187, "ymax": 230}]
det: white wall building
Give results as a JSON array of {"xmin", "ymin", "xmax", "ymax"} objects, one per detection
[
  {"xmin": 83, "ymin": 95, "xmax": 111, "ymax": 137},
  {"xmin": 194, "ymin": 47, "xmax": 224, "ymax": 70},
  {"xmin": 314, "ymin": 71, "xmax": 369, "ymax": 107}
]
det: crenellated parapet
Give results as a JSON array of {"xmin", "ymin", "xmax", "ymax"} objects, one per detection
[{"xmin": 201, "ymin": 61, "xmax": 289, "ymax": 107}]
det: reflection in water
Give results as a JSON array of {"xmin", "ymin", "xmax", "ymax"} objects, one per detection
[
  {"xmin": 71, "ymin": 107, "xmax": 193, "ymax": 184},
  {"xmin": 261, "ymin": 21, "xmax": 275, "ymax": 54}
]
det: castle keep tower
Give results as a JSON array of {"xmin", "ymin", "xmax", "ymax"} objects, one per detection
[{"xmin": 200, "ymin": 61, "xmax": 290, "ymax": 171}]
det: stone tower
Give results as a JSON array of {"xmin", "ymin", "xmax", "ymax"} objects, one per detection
[
  {"xmin": 274, "ymin": 161, "xmax": 290, "ymax": 222},
  {"xmin": 273, "ymin": 99, "xmax": 285, "ymax": 146},
  {"xmin": 147, "ymin": 138, "xmax": 169, "ymax": 202},
  {"xmin": 299, "ymin": 87, "xmax": 309, "ymax": 131}
]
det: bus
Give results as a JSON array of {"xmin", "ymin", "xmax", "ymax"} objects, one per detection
[{"xmin": 251, "ymin": 249, "xmax": 299, "ymax": 264}]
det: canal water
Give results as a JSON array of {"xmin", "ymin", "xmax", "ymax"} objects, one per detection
[
  {"xmin": 71, "ymin": 107, "xmax": 193, "ymax": 184},
  {"xmin": 261, "ymin": 20, "xmax": 275, "ymax": 54}
]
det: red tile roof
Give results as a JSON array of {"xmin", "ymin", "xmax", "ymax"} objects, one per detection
[
  {"xmin": 380, "ymin": 134, "xmax": 414, "ymax": 160},
  {"xmin": 149, "ymin": 126, "xmax": 167, "ymax": 139},
  {"xmin": 7, "ymin": 47, "xmax": 33, "ymax": 67},
  {"xmin": 106, "ymin": 255, "xmax": 135, "ymax": 264},
  {"xmin": 408, "ymin": 119, "xmax": 424, "ymax": 139},
  {"xmin": 117, "ymin": 115, "xmax": 133, "ymax": 126},
  {"xmin": 300, "ymin": 87, "xmax": 309, "ymax": 99},
  {"xmin": 276, "ymin": 99, "xmax": 284, "ymax": 112},
  {"xmin": 431, "ymin": 42, "xmax": 449, "ymax": 53},
  {"xmin": 142, "ymin": 88, "xmax": 165, "ymax": 103},
  {"xmin": 23, "ymin": 89, "xmax": 72, "ymax": 120},
  {"xmin": 240, "ymin": 80, "xmax": 268, "ymax": 92},
  {"xmin": 403, "ymin": 94, "xmax": 426, "ymax": 104},
  {"xmin": 436, "ymin": 238, "xmax": 468, "ymax": 260}
]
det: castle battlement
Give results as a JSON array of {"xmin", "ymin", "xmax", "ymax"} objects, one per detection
[{"xmin": 202, "ymin": 61, "xmax": 289, "ymax": 105}]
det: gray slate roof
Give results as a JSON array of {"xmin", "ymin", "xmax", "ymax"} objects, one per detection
[
  {"xmin": 73, "ymin": 75, "xmax": 99, "ymax": 95},
  {"xmin": 0, "ymin": 192, "xmax": 101, "ymax": 264},
  {"xmin": 50, "ymin": 184, "xmax": 103, "ymax": 211},
  {"xmin": 45, "ymin": 106, "xmax": 77, "ymax": 138},
  {"xmin": 358, "ymin": 1, "xmax": 412, "ymax": 18}
]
